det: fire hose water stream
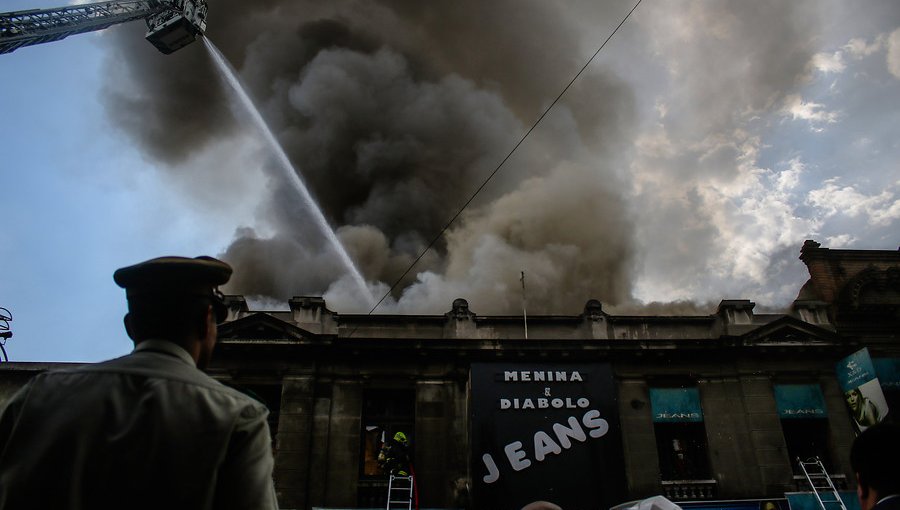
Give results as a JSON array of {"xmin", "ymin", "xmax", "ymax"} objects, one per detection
[{"xmin": 203, "ymin": 37, "xmax": 375, "ymax": 307}]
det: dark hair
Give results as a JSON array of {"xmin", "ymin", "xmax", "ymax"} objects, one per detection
[
  {"xmin": 850, "ymin": 422, "xmax": 900, "ymax": 497},
  {"xmin": 127, "ymin": 296, "xmax": 212, "ymax": 341}
]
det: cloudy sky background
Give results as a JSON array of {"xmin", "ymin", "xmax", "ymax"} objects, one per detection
[{"xmin": 1, "ymin": 0, "xmax": 898, "ymax": 362}]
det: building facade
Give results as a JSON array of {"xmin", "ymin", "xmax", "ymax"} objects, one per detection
[{"xmin": 1, "ymin": 240, "xmax": 898, "ymax": 510}]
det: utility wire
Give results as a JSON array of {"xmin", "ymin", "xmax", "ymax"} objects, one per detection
[{"xmin": 362, "ymin": 0, "xmax": 643, "ymax": 317}]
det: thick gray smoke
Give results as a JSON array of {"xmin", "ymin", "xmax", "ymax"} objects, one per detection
[
  {"xmin": 101, "ymin": 0, "xmax": 862, "ymax": 314},
  {"xmin": 102, "ymin": 0, "xmax": 638, "ymax": 314}
]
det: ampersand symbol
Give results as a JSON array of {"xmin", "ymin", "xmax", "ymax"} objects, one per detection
[{"xmin": 544, "ymin": 387, "xmax": 551, "ymax": 397}]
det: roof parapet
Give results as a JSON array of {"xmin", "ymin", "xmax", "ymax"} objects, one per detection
[
  {"xmin": 288, "ymin": 296, "xmax": 336, "ymax": 335},
  {"xmin": 444, "ymin": 298, "xmax": 476, "ymax": 339},
  {"xmin": 223, "ymin": 295, "xmax": 249, "ymax": 322}
]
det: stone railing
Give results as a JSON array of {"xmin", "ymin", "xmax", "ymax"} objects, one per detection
[{"xmin": 661, "ymin": 479, "xmax": 718, "ymax": 500}]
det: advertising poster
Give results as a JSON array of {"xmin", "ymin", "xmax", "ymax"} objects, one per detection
[
  {"xmin": 470, "ymin": 363, "xmax": 626, "ymax": 510},
  {"xmin": 835, "ymin": 348, "xmax": 890, "ymax": 432}
]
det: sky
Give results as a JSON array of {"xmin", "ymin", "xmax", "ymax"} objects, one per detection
[{"xmin": 1, "ymin": 0, "xmax": 898, "ymax": 362}]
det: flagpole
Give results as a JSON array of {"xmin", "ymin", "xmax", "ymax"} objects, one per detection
[{"xmin": 521, "ymin": 271, "xmax": 528, "ymax": 340}]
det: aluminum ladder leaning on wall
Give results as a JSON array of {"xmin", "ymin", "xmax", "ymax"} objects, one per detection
[
  {"xmin": 386, "ymin": 474, "xmax": 414, "ymax": 510},
  {"xmin": 797, "ymin": 457, "xmax": 848, "ymax": 510}
]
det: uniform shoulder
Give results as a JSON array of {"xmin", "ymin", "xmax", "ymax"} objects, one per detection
[{"xmin": 209, "ymin": 381, "xmax": 271, "ymax": 418}]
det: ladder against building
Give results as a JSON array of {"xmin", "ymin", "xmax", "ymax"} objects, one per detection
[
  {"xmin": 386, "ymin": 474, "xmax": 414, "ymax": 510},
  {"xmin": 797, "ymin": 457, "xmax": 848, "ymax": 510}
]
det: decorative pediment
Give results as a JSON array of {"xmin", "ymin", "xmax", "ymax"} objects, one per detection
[
  {"xmin": 217, "ymin": 312, "xmax": 315, "ymax": 342},
  {"xmin": 738, "ymin": 316, "xmax": 839, "ymax": 347}
]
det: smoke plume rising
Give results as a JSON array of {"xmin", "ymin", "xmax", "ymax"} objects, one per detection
[{"xmin": 100, "ymin": 0, "xmax": 894, "ymax": 314}]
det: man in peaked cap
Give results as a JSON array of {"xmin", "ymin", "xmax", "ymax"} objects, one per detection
[{"xmin": 0, "ymin": 256, "xmax": 278, "ymax": 510}]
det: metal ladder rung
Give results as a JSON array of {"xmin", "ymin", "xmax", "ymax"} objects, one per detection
[
  {"xmin": 797, "ymin": 457, "xmax": 847, "ymax": 510},
  {"xmin": 386, "ymin": 474, "xmax": 414, "ymax": 510}
]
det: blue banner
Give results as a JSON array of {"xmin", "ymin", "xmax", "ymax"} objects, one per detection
[
  {"xmin": 650, "ymin": 388, "xmax": 703, "ymax": 422},
  {"xmin": 774, "ymin": 384, "xmax": 827, "ymax": 419},
  {"xmin": 874, "ymin": 358, "xmax": 900, "ymax": 391},
  {"xmin": 786, "ymin": 492, "xmax": 859, "ymax": 510},
  {"xmin": 836, "ymin": 348, "xmax": 877, "ymax": 391}
]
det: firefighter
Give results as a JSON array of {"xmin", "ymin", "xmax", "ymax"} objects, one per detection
[{"xmin": 378, "ymin": 431, "xmax": 411, "ymax": 476}]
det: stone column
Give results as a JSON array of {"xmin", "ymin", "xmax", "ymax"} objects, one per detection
[
  {"xmin": 322, "ymin": 381, "xmax": 363, "ymax": 507},
  {"xmin": 701, "ymin": 377, "xmax": 763, "ymax": 498},
  {"xmin": 821, "ymin": 375, "xmax": 855, "ymax": 483},
  {"xmin": 413, "ymin": 381, "xmax": 468, "ymax": 508},
  {"xmin": 740, "ymin": 375, "xmax": 793, "ymax": 496},
  {"xmin": 617, "ymin": 378, "xmax": 660, "ymax": 497},
  {"xmin": 273, "ymin": 376, "xmax": 315, "ymax": 509}
]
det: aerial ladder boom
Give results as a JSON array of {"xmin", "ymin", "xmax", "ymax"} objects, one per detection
[{"xmin": 0, "ymin": 0, "xmax": 207, "ymax": 55}]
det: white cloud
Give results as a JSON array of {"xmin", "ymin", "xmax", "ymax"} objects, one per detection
[
  {"xmin": 825, "ymin": 234, "xmax": 857, "ymax": 248},
  {"xmin": 888, "ymin": 28, "xmax": 900, "ymax": 79},
  {"xmin": 807, "ymin": 180, "xmax": 900, "ymax": 226},
  {"xmin": 810, "ymin": 51, "xmax": 846, "ymax": 74},
  {"xmin": 781, "ymin": 94, "xmax": 840, "ymax": 131},
  {"xmin": 844, "ymin": 36, "xmax": 883, "ymax": 58},
  {"xmin": 696, "ymin": 151, "xmax": 818, "ymax": 284}
]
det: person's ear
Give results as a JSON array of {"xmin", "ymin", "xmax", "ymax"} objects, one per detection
[
  {"xmin": 198, "ymin": 305, "xmax": 213, "ymax": 339},
  {"xmin": 857, "ymin": 473, "xmax": 869, "ymax": 499},
  {"xmin": 124, "ymin": 313, "xmax": 136, "ymax": 341}
]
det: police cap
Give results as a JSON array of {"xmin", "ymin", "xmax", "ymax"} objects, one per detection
[{"xmin": 114, "ymin": 256, "xmax": 232, "ymax": 322}]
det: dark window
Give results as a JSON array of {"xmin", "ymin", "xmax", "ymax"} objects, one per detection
[
  {"xmin": 357, "ymin": 389, "xmax": 415, "ymax": 508},
  {"xmin": 654, "ymin": 422, "xmax": 712, "ymax": 480},
  {"xmin": 781, "ymin": 418, "xmax": 833, "ymax": 473}
]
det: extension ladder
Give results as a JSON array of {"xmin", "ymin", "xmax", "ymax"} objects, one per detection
[
  {"xmin": 797, "ymin": 457, "xmax": 847, "ymax": 510},
  {"xmin": 386, "ymin": 474, "xmax": 414, "ymax": 510}
]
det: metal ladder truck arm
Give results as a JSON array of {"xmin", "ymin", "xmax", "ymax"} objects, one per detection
[{"xmin": 0, "ymin": 0, "xmax": 207, "ymax": 55}]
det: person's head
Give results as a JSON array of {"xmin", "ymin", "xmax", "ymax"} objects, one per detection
[
  {"xmin": 114, "ymin": 256, "xmax": 232, "ymax": 368},
  {"xmin": 845, "ymin": 388, "xmax": 863, "ymax": 413},
  {"xmin": 521, "ymin": 502, "xmax": 562, "ymax": 510},
  {"xmin": 393, "ymin": 431, "xmax": 408, "ymax": 445},
  {"xmin": 851, "ymin": 422, "xmax": 900, "ymax": 510}
]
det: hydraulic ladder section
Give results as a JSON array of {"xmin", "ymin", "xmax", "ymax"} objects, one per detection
[
  {"xmin": 386, "ymin": 474, "xmax": 414, "ymax": 510},
  {"xmin": 0, "ymin": 1, "xmax": 166, "ymax": 54},
  {"xmin": 798, "ymin": 457, "xmax": 848, "ymax": 510}
]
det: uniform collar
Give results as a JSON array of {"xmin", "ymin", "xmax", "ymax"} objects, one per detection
[{"xmin": 133, "ymin": 339, "xmax": 197, "ymax": 367}]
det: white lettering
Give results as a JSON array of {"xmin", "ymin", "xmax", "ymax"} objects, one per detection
[
  {"xmin": 504, "ymin": 441, "xmax": 531, "ymax": 471},
  {"xmin": 553, "ymin": 416, "xmax": 587, "ymax": 449},
  {"xmin": 552, "ymin": 398, "xmax": 564, "ymax": 408},
  {"xmin": 482, "ymin": 453, "xmax": 500, "ymax": 484},
  {"xmin": 538, "ymin": 398, "xmax": 549, "ymax": 408},
  {"xmin": 500, "ymin": 371, "xmax": 588, "ymax": 383},
  {"xmin": 577, "ymin": 398, "xmax": 589, "ymax": 408},
  {"xmin": 484, "ymin": 409, "xmax": 610, "ymax": 481},
  {"xmin": 500, "ymin": 399, "xmax": 511, "ymax": 410},
  {"xmin": 582, "ymin": 410, "xmax": 610, "ymax": 438},
  {"xmin": 522, "ymin": 398, "xmax": 535, "ymax": 409},
  {"xmin": 533, "ymin": 431, "xmax": 562, "ymax": 461}
]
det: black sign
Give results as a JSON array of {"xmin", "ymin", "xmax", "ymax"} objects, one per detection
[{"xmin": 471, "ymin": 363, "xmax": 626, "ymax": 510}]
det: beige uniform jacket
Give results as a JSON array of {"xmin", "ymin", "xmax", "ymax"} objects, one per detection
[{"xmin": 0, "ymin": 340, "xmax": 278, "ymax": 510}]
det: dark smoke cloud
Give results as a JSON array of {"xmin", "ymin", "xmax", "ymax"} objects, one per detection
[
  {"xmin": 101, "ymin": 0, "xmax": 640, "ymax": 313},
  {"xmin": 103, "ymin": 0, "xmax": 859, "ymax": 314}
]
